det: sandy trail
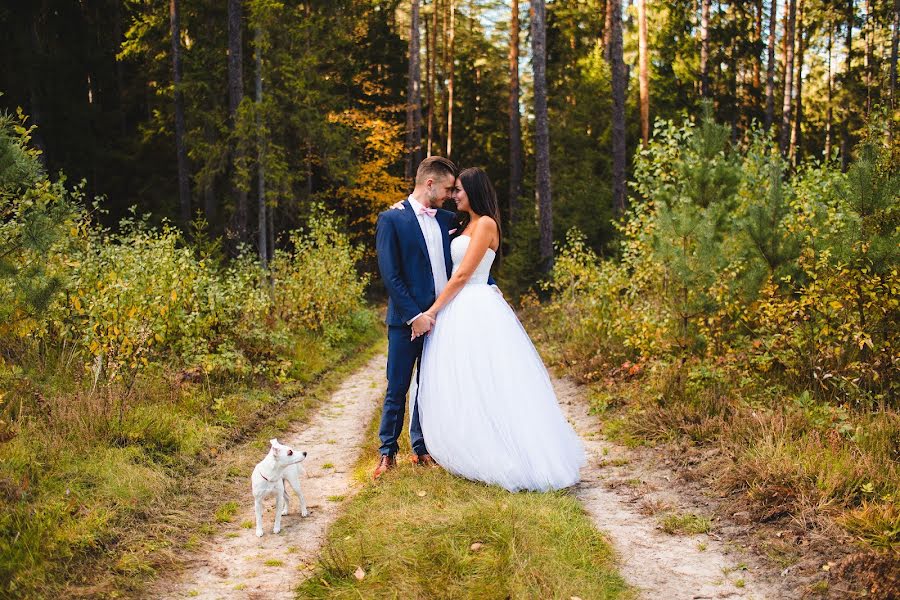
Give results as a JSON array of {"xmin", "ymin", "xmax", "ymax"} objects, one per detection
[
  {"xmin": 150, "ymin": 353, "xmax": 386, "ymax": 600},
  {"xmin": 554, "ymin": 376, "xmax": 789, "ymax": 600}
]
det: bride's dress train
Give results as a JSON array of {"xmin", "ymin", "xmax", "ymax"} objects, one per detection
[{"xmin": 415, "ymin": 235, "xmax": 585, "ymax": 492}]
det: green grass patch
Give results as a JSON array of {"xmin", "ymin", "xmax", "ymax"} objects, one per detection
[
  {"xmin": 299, "ymin": 467, "xmax": 630, "ymax": 599},
  {"xmin": 297, "ymin": 392, "xmax": 631, "ymax": 600},
  {"xmin": 658, "ymin": 512, "xmax": 712, "ymax": 535}
]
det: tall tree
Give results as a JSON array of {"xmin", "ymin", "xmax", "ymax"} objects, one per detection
[
  {"xmin": 841, "ymin": 0, "xmax": 854, "ymax": 170},
  {"xmin": 790, "ymin": 0, "xmax": 806, "ymax": 164},
  {"xmin": 704, "ymin": 0, "xmax": 711, "ymax": 98},
  {"xmin": 406, "ymin": 0, "xmax": 424, "ymax": 178},
  {"xmin": 531, "ymin": 0, "xmax": 553, "ymax": 269},
  {"xmin": 446, "ymin": 0, "xmax": 455, "ymax": 158},
  {"xmin": 608, "ymin": 0, "xmax": 627, "ymax": 215},
  {"xmin": 255, "ymin": 24, "xmax": 267, "ymax": 268},
  {"xmin": 426, "ymin": 1, "xmax": 436, "ymax": 157},
  {"xmin": 700, "ymin": 0, "xmax": 711, "ymax": 97},
  {"xmin": 228, "ymin": 0, "xmax": 247, "ymax": 238},
  {"xmin": 765, "ymin": 0, "xmax": 779, "ymax": 130},
  {"xmin": 826, "ymin": 22, "xmax": 834, "ymax": 157},
  {"xmin": 508, "ymin": 0, "xmax": 523, "ymax": 223},
  {"xmin": 865, "ymin": 0, "xmax": 873, "ymax": 116},
  {"xmin": 891, "ymin": 0, "xmax": 899, "ymax": 143},
  {"xmin": 638, "ymin": 0, "xmax": 650, "ymax": 147},
  {"xmin": 780, "ymin": 0, "xmax": 797, "ymax": 156},
  {"xmin": 754, "ymin": 0, "xmax": 764, "ymax": 92},
  {"xmin": 170, "ymin": 0, "xmax": 190, "ymax": 227}
]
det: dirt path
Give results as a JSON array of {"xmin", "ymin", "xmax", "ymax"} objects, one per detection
[
  {"xmin": 555, "ymin": 377, "xmax": 790, "ymax": 600},
  {"xmin": 151, "ymin": 353, "xmax": 386, "ymax": 600}
]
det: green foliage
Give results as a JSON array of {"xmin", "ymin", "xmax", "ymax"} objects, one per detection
[{"xmin": 543, "ymin": 112, "xmax": 899, "ymax": 407}]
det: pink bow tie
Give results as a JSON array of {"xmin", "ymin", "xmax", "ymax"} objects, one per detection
[{"xmin": 416, "ymin": 205, "xmax": 437, "ymax": 218}]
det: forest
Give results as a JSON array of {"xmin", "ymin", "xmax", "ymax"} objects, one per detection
[{"xmin": 0, "ymin": 0, "xmax": 898, "ymax": 598}]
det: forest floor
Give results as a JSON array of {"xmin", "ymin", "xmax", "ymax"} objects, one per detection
[{"xmin": 146, "ymin": 350, "xmax": 814, "ymax": 599}]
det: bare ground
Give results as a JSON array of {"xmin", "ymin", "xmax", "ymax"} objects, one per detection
[
  {"xmin": 555, "ymin": 376, "xmax": 794, "ymax": 600},
  {"xmin": 149, "ymin": 353, "xmax": 387, "ymax": 600}
]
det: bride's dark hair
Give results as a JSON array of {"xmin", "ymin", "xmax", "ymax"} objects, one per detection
[{"xmin": 457, "ymin": 167, "xmax": 502, "ymax": 249}]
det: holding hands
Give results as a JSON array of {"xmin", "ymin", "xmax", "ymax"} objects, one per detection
[{"xmin": 410, "ymin": 313, "xmax": 435, "ymax": 340}]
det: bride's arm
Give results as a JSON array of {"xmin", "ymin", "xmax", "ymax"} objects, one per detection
[{"xmin": 425, "ymin": 217, "xmax": 497, "ymax": 319}]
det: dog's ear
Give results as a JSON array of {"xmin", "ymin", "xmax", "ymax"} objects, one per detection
[{"xmin": 270, "ymin": 438, "xmax": 280, "ymax": 454}]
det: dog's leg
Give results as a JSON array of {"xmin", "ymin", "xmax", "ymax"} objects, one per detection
[
  {"xmin": 281, "ymin": 482, "xmax": 290, "ymax": 516},
  {"xmin": 273, "ymin": 485, "xmax": 284, "ymax": 534},
  {"xmin": 254, "ymin": 496, "xmax": 265, "ymax": 537},
  {"xmin": 286, "ymin": 472, "xmax": 309, "ymax": 517}
]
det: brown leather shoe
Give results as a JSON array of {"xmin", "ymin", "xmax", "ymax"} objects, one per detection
[
  {"xmin": 373, "ymin": 454, "xmax": 396, "ymax": 480},
  {"xmin": 411, "ymin": 453, "xmax": 438, "ymax": 467}
]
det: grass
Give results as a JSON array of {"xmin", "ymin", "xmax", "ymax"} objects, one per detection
[
  {"xmin": 0, "ymin": 315, "xmax": 383, "ymax": 599},
  {"xmin": 522, "ymin": 304, "xmax": 900, "ymax": 597},
  {"xmin": 658, "ymin": 512, "xmax": 712, "ymax": 535},
  {"xmin": 296, "ymin": 398, "xmax": 632, "ymax": 600}
]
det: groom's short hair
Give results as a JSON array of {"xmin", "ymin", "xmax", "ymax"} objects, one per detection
[{"xmin": 415, "ymin": 157, "xmax": 458, "ymax": 185}]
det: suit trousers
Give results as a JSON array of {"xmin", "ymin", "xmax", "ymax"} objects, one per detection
[{"xmin": 379, "ymin": 324, "xmax": 427, "ymax": 456}]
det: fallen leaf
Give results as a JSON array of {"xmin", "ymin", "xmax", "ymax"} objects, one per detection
[
  {"xmin": 571, "ymin": 597, "xmax": 583, "ymax": 600},
  {"xmin": 354, "ymin": 566, "xmax": 366, "ymax": 580},
  {"xmin": 416, "ymin": 490, "xmax": 427, "ymax": 497},
  {"xmin": 470, "ymin": 542, "xmax": 484, "ymax": 552}
]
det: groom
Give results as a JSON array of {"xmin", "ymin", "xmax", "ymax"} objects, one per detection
[{"xmin": 373, "ymin": 156, "xmax": 462, "ymax": 479}]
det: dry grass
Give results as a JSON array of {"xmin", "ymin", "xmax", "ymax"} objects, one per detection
[{"xmin": 0, "ymin": 324, "xmax": 383, "ymax": 599}]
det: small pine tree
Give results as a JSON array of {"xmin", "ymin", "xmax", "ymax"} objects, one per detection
[
  {"xmin": 0, "ymin": 109, "xmax": 72, "ymax": 330},
  {"xmin": 651, "ymin": 105, "xmax": 741, "ymax": 353}
]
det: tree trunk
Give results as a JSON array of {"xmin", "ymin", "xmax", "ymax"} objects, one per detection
[
  {"xmin": 406, "ymin": 0, "xmax": 423, "ymax": 178},
  {"xmin": 255, "ymin": 25, "xmax": 267, "ymax": 268},
  {"xmin": 826, "ymin": 24, "xmax": 834, "ymax": 157},
  {"xmin": 890, "ymin": 0, "xmax": 899, "ymax": 144},
  {"xmin": 700, "ymin": 0, "xmax": 711, "ymax": 97},
  {"xmin": 426, "ymin": 2, "xmax": 436, "ymax": 157},
  {"xmin": 170, "ymin": 0, "xmax": 190, "ymax": 227},
  {"xmin": 531, "ymin": 0, "xmax": 553, "ymax": 269},
  {"xmin": 508, "ymin": 0, "xmax": 523, "ymax": 224},
  {"xmin": 765, "ymin": 0, "xmax": 778, "ymax": 130},
  {"xmin": 865, "ymin": 0, "xmax": 872, "ymax": 116},
  {"xmin": 780, "ymin": 0, "xmax": 796, "ymax": 156},
  {"xmin": 608, "ymin": 0, "xmax": 627, "ymax": 216},
  {"xmin": 228, "ymin": 0, "xmax": 246, "ymax": 239},
  {"xmin": 754, "ymin": 0, "xmax": 763, "ymax": 92},
  {"xmin": 638, "ymin": 0, "xmax": 650, "ymax": 147},
  {"xmin": 841, "ymin": 0, "xmax": 854, "ymax": 171},
  {"xmin": 446, "ymin": 0, "xmax": 455, "ymax": 158},
  {"xmin": 790, "ymin": 0, "xmax": 805, "ymax": 164}
]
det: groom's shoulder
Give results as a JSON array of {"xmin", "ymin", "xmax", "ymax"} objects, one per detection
[
  {"xmin": 377, "ymin": 205, "xmax": 405, "ymax": 223},
  {"xmin": 436, "ymin": 207, "xmax": 455, "ymax": 219}
]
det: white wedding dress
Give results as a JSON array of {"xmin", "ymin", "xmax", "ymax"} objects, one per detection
[{"xmin": 415, "ymin": 235, "xmax": 586, "ymax": 492}]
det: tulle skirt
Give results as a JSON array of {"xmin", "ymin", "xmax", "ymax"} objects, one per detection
[{"xmin": 414, "ymin": 283, "xmax": 585, "ymax": 492}]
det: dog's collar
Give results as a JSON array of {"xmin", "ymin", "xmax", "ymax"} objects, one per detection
[{"xmin": 260, "ymin": 472, "xmax": 271, "ymax": 482}]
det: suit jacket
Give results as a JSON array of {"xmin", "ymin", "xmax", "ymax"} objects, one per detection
[{"xmin": 376, "ymin": 199, "xmax": 495, "ymax": 327}]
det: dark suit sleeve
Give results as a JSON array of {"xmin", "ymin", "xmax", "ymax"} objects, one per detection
[
  {"xmin": 376, "ymin": 213, "xmax": 422, "ymax": 324},
  {"xmin": 488, "ymin": 274, "xmax": 496, "ymax": 286}
]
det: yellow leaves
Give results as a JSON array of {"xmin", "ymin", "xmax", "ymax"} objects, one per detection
[
  {"xmin": 170, "ymin": 290, "xmax": 178, "ymax": 302},
  {"xmin": 72, "ymin": 296, "xmax": 82, "ymax": 311}
]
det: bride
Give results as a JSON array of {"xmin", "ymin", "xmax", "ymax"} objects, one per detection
[{"xmin": 413, "ymin": 167, "xmax": 585, "ymax": 492}]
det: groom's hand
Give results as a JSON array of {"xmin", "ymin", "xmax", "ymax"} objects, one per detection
[
  {"xmin": 410, "ymin": 313, "xmax": 434, "ymax": 340},
  {"xmin": 390, "ymin": 201, "xmax": 405, "ymax": 210}
]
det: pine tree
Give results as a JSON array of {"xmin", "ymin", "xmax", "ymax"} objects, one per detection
[{"xmin": 651, "ymin": 106, "xmax": 741, "ymax": 352}]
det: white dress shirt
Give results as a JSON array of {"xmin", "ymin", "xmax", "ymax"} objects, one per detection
[{"xmin": 407, "ymin": 195, "xmax": 448, "ymax": 325}]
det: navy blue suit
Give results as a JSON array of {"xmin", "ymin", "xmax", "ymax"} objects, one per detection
[
  {"xmin": 376, "ymin": 200, "xmax": 497, "ymax": 457},
  {"xmin": 375, "ymin": 200, "xmax": 455, "ymax": 456}
]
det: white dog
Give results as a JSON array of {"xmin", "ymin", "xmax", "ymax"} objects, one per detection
[{"xmin": 251, "ymin": 438, "xmax": 309, "ymax": 537}]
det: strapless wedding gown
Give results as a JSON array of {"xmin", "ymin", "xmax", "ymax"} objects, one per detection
[{"xmin": 415, "ymin": 235, "xmax": 585, "ymax": 492}]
